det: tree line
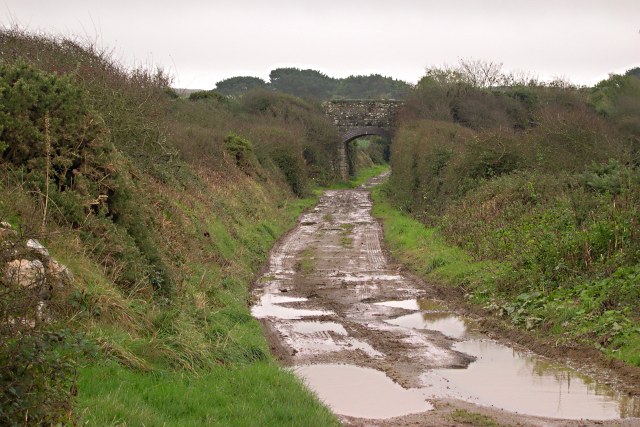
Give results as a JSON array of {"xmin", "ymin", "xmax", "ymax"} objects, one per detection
[{"xmin": 209, "ymin": 67, "xmax": 410, "ymax": 100}]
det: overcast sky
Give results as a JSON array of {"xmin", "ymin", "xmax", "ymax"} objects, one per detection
[{"xmin": 2, "ymin": 0, "xmax": 639, "ymax": 89}]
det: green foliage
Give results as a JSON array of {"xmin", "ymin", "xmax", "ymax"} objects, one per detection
[
  {"xmin": 332, "ymin": 74, "xmax": 410, "ymax": 100},
  {"xmin": 387, "ymin": 62, "xmax": 640, "ymax": 366},
  {"xmin": 0, "ymin": 63, "xmax": 115, "ymax": 222},
  {"xmin": 579, "ymin": 159, "xmax": 632, "ymax": 195},
  {"xmin": 269, "ymin": 67, "xmax": 337, "ymax": 100},
  {"xmin": 591, "ymin": 72, "xmax": 640, "ymax": 165},
  {"xmin": 237, "ymin": 90, "xmax": 340, "ymax": 188},
  {"xmin": 224, "ymin": 133, "xmax": 257, "ymax": 172},
  {"xmin": 0, "ymin": 329, "xmax": 94, "ymax": 426},
  {"xmin": 363, "ymin": 136, "xmax": 391, "ymax": 164},
  {"xmin": 211, "ymin": 67, "xmax": 412, "ymax": 101},
  {"xmin": 626, "ymin": 67, "xmax": 640, "ymax": 78},
  {"xmin": 270, "ymin": 145, "xmax": 307, "ymax": 196},
  {"xmin": 188, "ymin": 89, "xmax": 229, "ymax": 103},
  {"xmin": 214, "ymin": 76, "xmax": 268, "ymax": 96}
]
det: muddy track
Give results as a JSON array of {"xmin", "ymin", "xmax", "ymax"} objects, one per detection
[{"xmin": 252, "ymin": 174, "xmax": 640, "ymax": 427}]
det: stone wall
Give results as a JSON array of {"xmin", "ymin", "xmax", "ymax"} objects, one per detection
[{"xmin": 322, "ymin": 100, "xmax": 404, "ymax": 134}]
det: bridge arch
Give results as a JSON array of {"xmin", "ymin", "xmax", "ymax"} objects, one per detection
[
  {"xmin": 322, "ymin": 100, "xmax": 403, "ymax": 179},
  {"xmin": 341, "ymin": 126, "xmax": 390, "ymax": 145}
]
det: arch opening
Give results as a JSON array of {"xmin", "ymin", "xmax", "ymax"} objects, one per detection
[
  {"xmin": 341, "ymin": 126, "xmax": 390, "ymax": 145},
  {"xmin": 343, "ymin": 128, "xmax": 392, "ymax": 178}
]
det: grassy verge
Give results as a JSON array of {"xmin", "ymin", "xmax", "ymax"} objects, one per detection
[
  {"xmin": 78, "ymin": 361, "xmax": 335, "ymax": 426},
  {"xmin": 72, "ymin": 181, "xmax": 338, "ymax": 426},
  {"xmin": 371, "ymin": 183, "xmax": 640, "ymax": 367},
  {"xmin": 371, "ymin": 184, "xmax": 506, "ymax": 292}
]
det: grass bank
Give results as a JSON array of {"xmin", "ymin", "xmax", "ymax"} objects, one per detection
[
  {"xmin": 62, "ymin": 153, "xmax": 350, "ymax": 426},
  {"xmin": 73, "ymin": 185, "xmax": 339, "ymax": 426},
  {"xmin": 383, "ymin": 61, "xmax": 640, "ymax": 368},
  {"xmin": 79, "ymin": 362, "xmax": 335, "ymax": 426},
  {"xmin": 0, "ymin": 29, "xmax": 341, "ymax": 425},
  {"xmin": 372, "ymin": 183, "xmax": 640, "ymax": 367},
  {"xmin": 371, "ymin": 184, "xmax": 505, "ymax": 294}
]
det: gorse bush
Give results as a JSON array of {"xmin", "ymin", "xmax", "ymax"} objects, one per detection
[
  {"xmin": 0, "ymin": 63, "xmax": 116, "ymax": 224},
  {"xmin": 188, "ymin": 89, "xmax": 229, "ymax": 103},
  {"xmin": 224, "ymin": 132, "xmax": 258, "ymax": 173}
]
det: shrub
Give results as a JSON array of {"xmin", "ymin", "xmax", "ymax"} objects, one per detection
[
  {"xmin": 0, "ymin": 329, "xmax": 87, "ymax": 425},
  {"xmin": 224, "ymin": 133, "xmax": 257, "ymax": 173},
  {"xmin": 0, "ymin": 63, "xmax": 115, "ymax": 225},
  {"xmin": 188, "ymin": 90, "xmax": 229, "ymax": 103}
]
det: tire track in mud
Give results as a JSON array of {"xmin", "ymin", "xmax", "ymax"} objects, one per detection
[{"xmin": 252, "ymin": 173, "xmax": 640, "ymax": 427}]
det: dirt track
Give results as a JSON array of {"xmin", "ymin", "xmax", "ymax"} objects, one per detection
[{"xmin": 252, "ymin": 174, "xmax": 640, "ymax": 426}]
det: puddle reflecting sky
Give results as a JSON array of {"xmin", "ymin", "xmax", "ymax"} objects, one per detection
[
  {"xmin": 386, "ymin": 312, "xmax": 469, "ymax": 338},
  {"xmin": 251, "ymin": 293, "xmax": 332, "ymax": 320},
  {"xmin": 258, "ymin": 282, "xmax": 640, "ymax": 419},
  {"xmin": 425, "ymin": 340, "xmax": 640, "ymax": 420},
  {"xmin": 379, "ymin": 298, "xmax": 640, "ymax": 420},
  {"xmin": 374, "ymin": 298, "xmax": 446, "ymax": 311},
  {"xmin": 291, "ymin": 321, "xmax": 347, "ymax": 335},
  {"xmin": 374, "ymin": 299, "xmax": 422, "ymax": 310},
  {"xmin": 295, "ymin": 364, "xmax": 433, "ymax": 419}
]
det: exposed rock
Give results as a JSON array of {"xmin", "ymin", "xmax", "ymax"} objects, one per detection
[
  {"xmin": 47, "ymin": 259, "xmax": 74, "ymax": 288},
  {"xmin": 4, "ymin": 258, "xmax": 46, "ymax": 289},
  {"xmin": 0, "ymin": 221, "xmax": 18, "ymax": 248},
  {"xmin": 27, "ymin": 238, "xmax": 50, "ymax": 257},
  {"xmin": 1, "ymin": 222, "xmax": 74, "ymax": 325}
]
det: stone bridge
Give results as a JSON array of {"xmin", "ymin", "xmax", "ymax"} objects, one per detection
[{"xmin": 322, "ymin": 100, "xmax": 403, "ymax": 179}]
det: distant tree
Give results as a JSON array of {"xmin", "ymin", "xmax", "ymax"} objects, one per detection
[
  {"xmin": 188, "ymin": 90, "xmax": 229, "ymax": 102},
  {"xmin": 215, "ymin": 76, "xmax": 268, "ymax": 96},
  {"xmin": 269, "ymin": 68, "xmax": 337, "ymax": 99},
  {"xmin": 625, "ymin": 67, "xmax": 640, "ymax": 78},
  {"xmin": 419, "ymin": 59, "xmax": 540, "ymax": 90},
  {"xmin": 333, "ymin": 74, "xmax": 410, "ymax": 99},
  {"xmin": 457, "ymin": 59, "xmax": 504, "ymax": 88}
]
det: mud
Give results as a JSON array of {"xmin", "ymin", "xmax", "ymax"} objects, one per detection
[{"xmin": 252, "ymin": 174, "xmax": 640, "ymax": 426}]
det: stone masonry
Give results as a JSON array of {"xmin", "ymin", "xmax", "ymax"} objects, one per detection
[{"xmin": 322, "ymin": 100, "xmax": 403, "ymax": 179}]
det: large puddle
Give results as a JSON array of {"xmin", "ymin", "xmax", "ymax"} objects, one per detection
[
  {"xmin": 251, "ymin": 293, "xmax": 333, "ymax": 320},
  {"xmin": 423, "ymin": 340, "xmax": 640, "ymax": 420},
  {"xmin": 294, "ymin": 364, "xmax": 433, "ymax": 419},
  {"xmin": 380, "ymin": 298, "xmax": 640, "ymax": 420},
  {"xmin": 386, "ymin": 312, "xmax": 470, "ymax": 339},
  {"xmin": 297, "ymin": 298, "xmax": 640, "ymax": 420},
  {"xmin": 254, "ymin": 184, "xmax": 640, "ymax": 423}
]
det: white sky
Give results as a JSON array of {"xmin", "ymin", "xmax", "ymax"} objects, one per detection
[{"xmin": 2, "ymin": 0, "xmax": 639, "ymax": 89}]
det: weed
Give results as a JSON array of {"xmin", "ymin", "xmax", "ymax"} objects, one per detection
[
  {"xmin": 451, "ymin": 409, "xmax": 501, "ymax": 426},
  {"xmin": 340, "ymin": 223, "xmax": 354, "ymax": 234},
  {"xmin": 340, "ymin": 236, "xmax": 354, "ymax": 248},
  {"xmin": 295, "ymin": 249, "xmax": 316, "ymax": 275}
]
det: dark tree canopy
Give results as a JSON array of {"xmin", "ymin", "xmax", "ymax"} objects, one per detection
[
  {"xmin": 214, "ymin": 76, "xmax": 268, "ymax": 96},
  {"xmin": 333, "ymin": 74, "xmax": 410, "ymax": 100},
  {"xmin": 269, "ymin": 68, "xmax": 337, "ymax": 100},
  {"xmin": 626, "ymin": 67, "xmax": 640, "ymax": 78}
]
